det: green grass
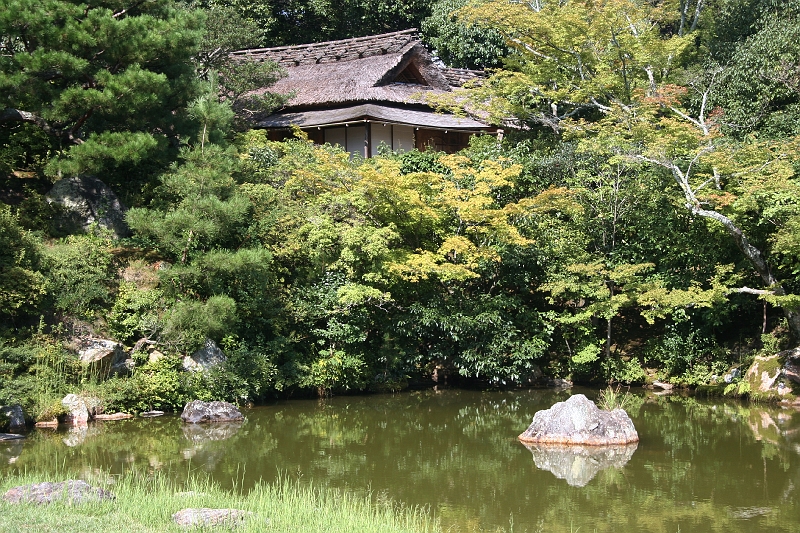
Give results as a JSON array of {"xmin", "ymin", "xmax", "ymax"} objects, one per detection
[
  {"xmin": 0, "ymin": 471, "xmax": 439, "ymax": 533},
  {"xmin": 596, "ymin": 385, "xmax": 636, "ymax": 412}
]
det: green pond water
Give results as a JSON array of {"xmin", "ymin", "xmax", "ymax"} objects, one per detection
[{"xmin": 3, "ymin": 388, "xmax": 800, "ymax": 532}]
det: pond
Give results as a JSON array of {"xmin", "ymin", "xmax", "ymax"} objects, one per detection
[{"xmin": 3, "ymin": 388, "xmax": 800, "ymax": 532}]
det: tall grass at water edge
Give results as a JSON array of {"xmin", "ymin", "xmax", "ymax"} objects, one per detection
[
  {"xmin": 0, "ymin": 470, "xmax": 440, "ymax": 533},
  {"xmin": 596, "ymin": 385, "xmax": 637, "ymax": 412}
]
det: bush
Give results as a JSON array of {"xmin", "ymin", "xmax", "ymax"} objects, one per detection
[
  {"xmin": 96, "ymin": 356, "xmax": 191, "ymax": 413},
  {"xmin": 43, "ymin": 231, "xmax": 117, "ymax": 319},
  {"xmin": 0, "ymin": 204, "xmax": 46, "ymax": 322},
  {"xmin": 107, "ymin": 281, "xmax": 164, "ymax": 342},
  {"xmin": 161, "ymin": 295, "xmax": 237, "ymax": 353}
]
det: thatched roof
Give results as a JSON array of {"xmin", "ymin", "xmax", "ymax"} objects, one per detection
[
  {"xmin": 233, "ymin": 30, "xmax": 484, "ymax": 109},
  {"xmin": 257, "ymin": 103, "xmax": 490, "ymax": 130},
  {"xmin": 232, "ymin": 29, "xmax": 420, "ymax": 68},
  {"xmin": 440, "ymin": 68, "xmax": 486, "ymax": 87}
]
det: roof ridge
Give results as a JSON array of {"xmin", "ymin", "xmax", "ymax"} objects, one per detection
[{"xmin": 232, "ymin": 28, "xmax": 419, "ymax": 56}]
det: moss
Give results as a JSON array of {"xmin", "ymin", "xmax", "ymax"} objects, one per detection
[
  {"xmin": 695, "ymin": 384, "xmax": 726, "ymax": 398},
  {"xmin": 745, "ymin": 355, "xmax": 782, "ymax": 393}
]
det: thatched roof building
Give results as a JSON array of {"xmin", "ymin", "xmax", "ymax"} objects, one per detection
[{"xmin": 232, "ymin": 29, "xmax": 496, "ymax": 157}]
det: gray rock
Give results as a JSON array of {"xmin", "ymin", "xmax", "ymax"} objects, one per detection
[
  {"xmin": 46, "ymin": 175, "xmax": 130, "ymax": 237},
  {"xmin": 3, "ymin": 480, "xmax": 115, "ymax": 505},
  {"xmin": 181, "ymin": 401, "xmax": 244, "ymax": 424},
  {"xmin": 172, "ymin": 508, "xmax": 252, "ymax": 527},
  {"xmin": 547, "ymin": 378, "xmax": 573, "ymax": 389},
  {"xmin": 61, "ymin": 394, "xmax": 101, "ymax": 426},
  {"xmin": 75, "ymin": 337, "xmax": 132, "ymax": 376},
  {"xmin": 782, "ymin": 347, "xmax": 800, "ymax": 387},
  {"xmin": 148, "ymin": 350, "xmax": 165, "ymax": 364},
  {"xmin": 523, "ymin": 442, "xmax": 638, "ymax": 487},
  {"xmin": 183, "ymin": 339, "xmax": 226, "ymax": 372},
  {"xmin": 518, "ymin": 394, "xmax": 639, "ymax": 445},
  {"xmin": 1, "ymin": 404, "xmax": 26, "ymax": 430},
  {"xmin": 652, "ymin": 380, "xmax": 674, "ymax": 391}
]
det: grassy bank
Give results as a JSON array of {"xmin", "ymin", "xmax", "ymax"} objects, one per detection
[{"xmin": 0, "ymin": 471, "xmax": 439, "ymax": 533}]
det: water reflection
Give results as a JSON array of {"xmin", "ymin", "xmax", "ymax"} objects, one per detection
[
  {"xmin": 522, "ymin": 441, "xmax": 638, "ymax": 486},
  {"xmin": 1, "ymin": 438, "xmax": 24, "ymax": 464},
  {"xmin": 182, "ymin": 421, "xmax": 243, "ymax": 443},
  {"xmin": 3, "ymin": 390, "xmax": 800, "ymax": 532}
]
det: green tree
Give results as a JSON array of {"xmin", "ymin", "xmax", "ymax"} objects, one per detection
[
  {"xmin": 421, "ymin": 0, "xmax": 509, "ymax": 69},
  {"xmin": 458, "ymin": 0, "xmax": 691, "ymax": 129},
  {"xmin": 200, "ymin": 0, "xmax": 433, "ymax": 47},
  {"xmin": 710, "ymin": 0, "xmax": 800, "ymax": 137},
  {"xmin": 0, "ymin": 0, "xmax": 203, "ymax": 180}
]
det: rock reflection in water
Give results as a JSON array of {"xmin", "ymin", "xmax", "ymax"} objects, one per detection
[
  {"xmin": 522, "ymin": 441, "xmax": 638, "ymax": 487},
  {"xmin": 182, "ymin": 421, "xmax": 243, "ymax": 443},
  {"xmin": 181, "ymin": 422, "xmax": 244, "ymax": 471},
  {"xmin": 1, "ymin": 438, "xmax": 24, "ymax": 464}
]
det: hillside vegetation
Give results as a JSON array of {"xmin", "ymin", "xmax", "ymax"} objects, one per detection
[{"xmin": 2, "ymin": 0, "xmax": 800, "ymax": 417}]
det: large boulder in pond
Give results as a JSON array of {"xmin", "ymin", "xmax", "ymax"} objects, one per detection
[
  {"xmin": 0, "ymin": 404, "xmax": 26, "ymax": 431},
  {"xmin": 181, "ymin": 401, "xmax": 243, "ymax": 424},
  {"xmin": 518, "ymin": 394, "xmax": 639, "ymax": 445},
  {"xmin": 46, "ymin": 175, "xmax": 130, "ymax": 237}
]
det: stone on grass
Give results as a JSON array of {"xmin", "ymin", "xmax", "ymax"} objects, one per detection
[
  {"xmin": 523, "ymin": 442, "xmax": 638, "ymax": 487},
  {"xmin": 181, "ymin": 401, "xmax": 243, "ymax": 424},
  {"xmin": 518, "ymin": 394, "xmax": 639, "ymax": 445},
  {"xmin": 0, "ymin": 404, "xmax": 25, "ymax": 430},
  {"xmin": 2, "ymin": 480, "xmax": 115, "ymax": 505},
  {"xmin": 172, "ymin": 508, "xmax": 252, "ymax": 527}
]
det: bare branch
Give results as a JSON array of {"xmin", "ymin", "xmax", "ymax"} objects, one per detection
[
  {"xmin": 1, "ymin": 107, "xmax": 56, "ymax": 135},
  {"xmin": 731, "ymin": 287, "xmax": 778, "ymax": 296},
  {"xmin": 1, "ymin": 107, "xmax": 85, "ymax": 144}
]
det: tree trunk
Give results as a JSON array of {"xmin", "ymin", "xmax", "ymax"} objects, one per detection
[{"xmin": 692, "ymin": 205, "xmax": 800, "ymax": 340}]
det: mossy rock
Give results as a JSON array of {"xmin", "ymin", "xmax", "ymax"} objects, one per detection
[{"xmin": 744, "ymin": 347, "xmax": 800, "ymax": 401}]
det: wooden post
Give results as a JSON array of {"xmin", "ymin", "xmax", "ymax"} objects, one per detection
[{"xmin": 365, "ymin": 121, "xmax": 372, "ymax": 158}]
